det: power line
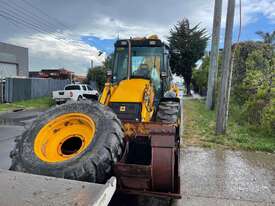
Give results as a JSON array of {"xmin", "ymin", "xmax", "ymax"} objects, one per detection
[
  {"xmin": 0, "ymin": 9, "xmax": 84, "ymax": 51},
  {"xmin": 2, "ymin": 0, "xmax": 66, "ymax": 35},
  {"xmin": 0, "ymin": 1, "xmax": 93, "ymax": 57},
  {"xmin": 0, "ymin": 10, "xmax": 54, "ymax": 35},
  {"xmin": 0, "ymin": 10, "xmax": 72, "ymax": 46},
  {"xmin": 1, "ymin": 0, "xmax": 64, "ymax": 35},
  {"xmin": 0, "ymin": 10, "xmax": 64, "ymax": 38},
  {"xmin": 0, "ymin": 13, "xmax": 30, "ymax": 33},
  {"xmin": 0, "ymin": 2, "xmax": 73, "ymax": 43},
  {"xmin": 0, "ymin": 0, "xmax": 72, "ymax": 44},
  {"xmin": 0, "ymin": 9, "xmax": 59, "ymax": 38},
  {"xmin": 20, "ymin": 0, "xmax": 70, "ymax": 31}
]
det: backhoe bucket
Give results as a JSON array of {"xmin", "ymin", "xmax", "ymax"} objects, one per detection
[{"xmin": 114, "ymin": 122, "xmax": 181, "ymax": 199}]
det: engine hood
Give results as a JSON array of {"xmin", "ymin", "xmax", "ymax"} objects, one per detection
[{"xmin": 109, "ymin": 79, "xmax": 150, "ymax": 103}]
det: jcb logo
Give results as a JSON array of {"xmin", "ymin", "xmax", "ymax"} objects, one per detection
[{"xmin": 120, "ymin": 106, "xmax": 126, "ymax": 112}]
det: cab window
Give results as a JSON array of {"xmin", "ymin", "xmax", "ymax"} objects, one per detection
[
  {"xmin": 65, "ymin": 85, "xmax": 80, "ymax": 90},
  {"xmin": 131, "ymin": 47, "xmax": 162, "ymax": 93},
  {"xmin": 113, "ymin": 47, "xmax": 128, "ymax": 82}
]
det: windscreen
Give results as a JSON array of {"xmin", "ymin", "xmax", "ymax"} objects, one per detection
[{"xmin": 113, "ymin": 47, "xmax": 162, "ymax": 92}]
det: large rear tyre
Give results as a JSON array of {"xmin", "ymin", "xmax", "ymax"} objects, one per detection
[{"xmin": 10, "ymin": 101, "xmax": 124, "ymax": 183}]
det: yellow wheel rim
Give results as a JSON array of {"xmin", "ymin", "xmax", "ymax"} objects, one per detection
[{"xmin": 34, "ymin": 113, "xmax": 96, "ymax": 163}]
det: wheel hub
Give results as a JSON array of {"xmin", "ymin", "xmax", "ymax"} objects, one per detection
[{"xmin": 34, "ymin": 113, "xmax": 95, "ymax": 163}]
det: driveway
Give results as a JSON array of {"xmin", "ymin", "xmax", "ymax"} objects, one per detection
[{"xmin": 0, "ymin": 109, "xmax": 274, "ymax": 205}]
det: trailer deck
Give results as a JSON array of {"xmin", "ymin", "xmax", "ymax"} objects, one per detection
[{"xmin": 0, "ymin": 169, "xmax": 116, "ymax": 206}]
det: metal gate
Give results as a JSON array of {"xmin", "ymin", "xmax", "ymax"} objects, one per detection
[{"xmin": 0, "ymin": 63, "xmax": 18, "ymax": 103}]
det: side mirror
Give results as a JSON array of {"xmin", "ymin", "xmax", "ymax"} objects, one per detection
[
  {"xmin": 98, "ymin": 51, "xmax": 103, "ymax": 56},
  {"xmin": 172, "ymin": 49, "xmax": 180, "ymax": 54},
  {"xmin": 106, "ymin": 70, "xmax": 112, "ymax": 83},
  {"xmin": 106, "ymin": 70, "xmax": 112, "ymax": 77},
  {"xmin": 161, "ymin": 71, "xmax": 167, "ymax": 79}
]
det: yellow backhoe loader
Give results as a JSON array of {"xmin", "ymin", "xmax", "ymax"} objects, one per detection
[{"xmin": 9, "ymin": 35, "xmax": 181, "ymax": 201}]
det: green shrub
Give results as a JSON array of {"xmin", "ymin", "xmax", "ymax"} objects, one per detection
[
  {"xmin": 231, "ymin": 43, "xmax": 274, "ymax": 135},
  {"xmin": 261, "ymin": 100, "xmax": 275, "ymax": 134},
  {"xmin": 231, "ymin": 41, "xmax": 273, "ymax": 104},
  {"xmin": 192, "ymin": 56, "xmax": 210, "ymax": 96}
]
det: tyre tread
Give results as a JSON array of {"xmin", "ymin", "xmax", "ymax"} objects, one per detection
[{"xmin": 9, "ymin": 101, "xmax": 124, "ymax": 184}]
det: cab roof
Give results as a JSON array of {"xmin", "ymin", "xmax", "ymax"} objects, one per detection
[{"xmin": 115, "ymin": 38, "xmax": 169, "ymax": 49}]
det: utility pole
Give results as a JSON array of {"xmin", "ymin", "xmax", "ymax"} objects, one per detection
[
  {"xmin": 206, "ymin": 0, "xmax": 223, "ymax": 110},
  {"xmin": 216, "ymin": 0, "xmax": 235, "ymax": 134},
  {"xmin": 0, "ymin": 71, "xmax": 3, "ymax": 103},
  {"xmin": 91, "ymin": 60, "xmax": 94, "ymax": 69}
]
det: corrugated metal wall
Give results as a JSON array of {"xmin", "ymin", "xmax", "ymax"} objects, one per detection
[
  {"xmin": 0, "ymin": 81, "xmax": 4, "ymax": 103},
  {"xmin": 4, "ymin": 78, "xmax": 70, "ymax": 102}
]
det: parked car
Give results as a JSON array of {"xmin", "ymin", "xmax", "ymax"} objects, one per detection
[{"xmin": 52, "ymin": 84, "xmax": 99, "ymax": 104}]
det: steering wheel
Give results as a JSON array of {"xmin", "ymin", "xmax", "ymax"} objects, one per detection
[{"xmin": 133, "ymin": 64, "xmax": 150, "ymax": 77}]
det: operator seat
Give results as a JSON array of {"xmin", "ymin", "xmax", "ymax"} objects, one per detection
[{"xmin": 133, "ymin": 64, "xmax": 150, "ymax": 78}]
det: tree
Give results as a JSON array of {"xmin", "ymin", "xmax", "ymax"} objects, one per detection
[
  {"xmin": 103, "ymin": 53, "xmax": 114, "ymax": 70},
  {"xmin": 86, "ymin": 66, "xmax": 106, "ymax": 91},
  {"xmin": 86, "ymin": 54, "xmax": 113, "ymax": 91},
  {"xmin": 168, "ymin": 19, "xmax": 208, "ymax": 95},
  {"xmin": 256, "ymin": 31, "xmax": 275, "ymax": 46}
]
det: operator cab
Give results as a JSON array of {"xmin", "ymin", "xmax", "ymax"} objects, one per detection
[
  {"xmin": 100, "ymin": 36, "xmax": 175, "ymax": 122},
  {"xmin": 112, "ymin": 36, "xmax": 172, "ymax": 98}
]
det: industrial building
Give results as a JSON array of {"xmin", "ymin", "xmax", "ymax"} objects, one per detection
[
  {"xmin": 0, "ymin": 42, "xmax": 29, "ymax": 102},
  {"xmin": 0, "ymin": 42, "xmax": 29, "ymax": 78}
]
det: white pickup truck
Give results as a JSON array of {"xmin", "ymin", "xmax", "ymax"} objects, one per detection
[{"xmin": 52, "ymin": 84, "xmax": 99, "ymax": 104}]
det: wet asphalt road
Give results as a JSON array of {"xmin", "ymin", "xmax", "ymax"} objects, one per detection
[
  {"xmin": 0, "ymin": 109, "xmax": 45, "ymax": 170},
  {"xmin": 176, "ymin": 147, "xmax": 275, "ymax": 206},
  {"xmin": 0, "ymin": 109, "xmax": 274, "ymax": 205}
]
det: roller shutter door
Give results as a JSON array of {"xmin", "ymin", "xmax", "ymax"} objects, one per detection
[{"xmin": 0, "ymin": 63, "xmax": 17, "ymax": 78}]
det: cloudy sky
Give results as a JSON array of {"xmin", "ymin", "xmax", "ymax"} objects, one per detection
[{"xmin": 0, "ymin": 0, "xmax": 274, "ymax": 75}]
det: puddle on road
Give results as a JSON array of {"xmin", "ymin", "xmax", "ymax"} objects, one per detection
[
  {"xmin": 0, "ymin": 119, "xmax": 26, "ymax": 126},
  {"xmin": 0, "ymin": 109, "xmax": 43, "ymax": 127}
]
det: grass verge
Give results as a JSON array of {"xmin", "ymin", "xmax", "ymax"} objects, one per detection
[
  {"xmin": 183, "ymin": 99, "xmax": 275, "ymax": 153},
  {"xmin": 0, "ymin": 96, "xmax": 54, "ymax": 112}
]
